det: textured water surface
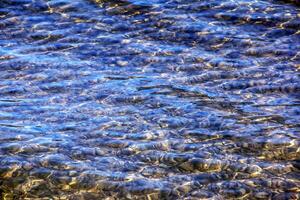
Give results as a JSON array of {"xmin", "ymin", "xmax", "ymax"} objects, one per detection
[{"xmin": 0, "ymin": 0, "xmax": 300, "ymax": 199}]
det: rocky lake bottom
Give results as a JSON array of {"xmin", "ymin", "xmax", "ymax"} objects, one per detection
[{"xmin": 0, "ymin": 0, "xmax": 300, "ymax": 199}]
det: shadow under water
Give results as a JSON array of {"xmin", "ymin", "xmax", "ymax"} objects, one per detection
[{"xmin": 0, "ymin": 0, "xmax": 300, "ymax": 199}]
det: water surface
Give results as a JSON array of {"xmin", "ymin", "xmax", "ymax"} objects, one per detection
[{"xmin": 0, "ymin": 0, "xmax": 300, "ymax": 199}]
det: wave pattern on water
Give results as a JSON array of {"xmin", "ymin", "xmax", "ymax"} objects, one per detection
[{"xmin": 0, "ymin": 0, "xmax": 300, "ymax": 199}]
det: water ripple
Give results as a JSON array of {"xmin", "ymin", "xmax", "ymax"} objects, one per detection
[{"xmin": 0, "ymin": 0, "xmax": 299, "ymax": 199}]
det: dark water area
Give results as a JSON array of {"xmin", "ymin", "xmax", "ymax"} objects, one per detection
[{"xmin": 0, "ymin": 0, "xmax": 300, "ymax": 199}]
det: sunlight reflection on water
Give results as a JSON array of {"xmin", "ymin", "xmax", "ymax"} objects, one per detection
[{"xmin": 0, "ymin": 0, "xmax": 299, "ymax": 199}]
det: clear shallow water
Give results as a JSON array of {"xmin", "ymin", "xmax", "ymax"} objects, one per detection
[{"xmin": 0, "ymin": 0, "xmax": 300, "ymax": 199}]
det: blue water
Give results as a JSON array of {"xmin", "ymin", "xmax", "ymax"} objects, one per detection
[{"xmin": 0, "ymin": 0, "xmax": 300, "ymax": 199}]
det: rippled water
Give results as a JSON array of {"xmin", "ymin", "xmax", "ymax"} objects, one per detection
[{"xmin": 0, "ymin": 0, "xmax": 300, "ymax": 199}]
